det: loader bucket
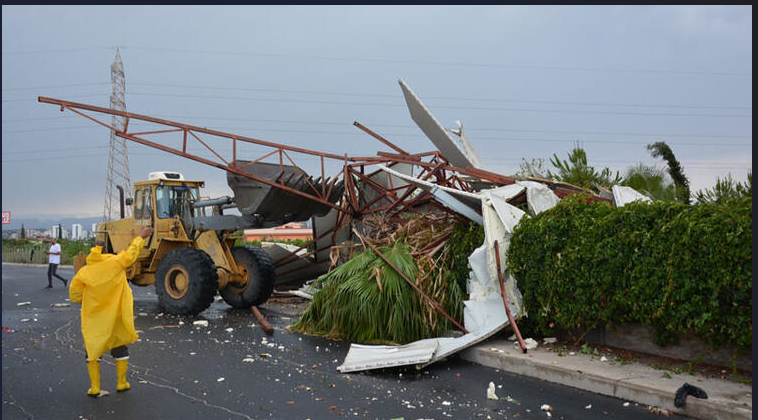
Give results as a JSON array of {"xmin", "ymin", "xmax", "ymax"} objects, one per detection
[{"xmin": 228, "ymin": 160, "xmax": 344, "ymax": 226}]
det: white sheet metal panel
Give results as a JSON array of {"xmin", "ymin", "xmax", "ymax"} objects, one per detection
[
  {"xmin": 481, "ymin": 195, "xmax": 524, "ymax": 316},
  {"xmin": 379, "ymin": 165, "xmax": 482, "ymax": 209},
  {"xmin": 430, "ymin": 188, "xmax": 483, "ymax": 225},
  {"xmin": 484, "ymin": 184, "xmax": 526, "ymax": 202},
  {"xmin": 516, "ymin": 181, "xmax": 560, "ymax": 215},
  {"xmin": 481, "ymin": 189, "xmax": 526, "ymax": 234},
  {"xmin": 337, "ymin": 340, "xmax": 439, "ymax": 372},
  {"xmin": 612, "ymin": 185, "xmax": 652, "ymax": 207},
  {"xmin": 337, "ymin": 185, "xmax": 528, "ymax": 373},
  {"xmin": 398, "ymin": 79, "xmax": 475, "ymax": 169},
  {"xmin": 458, "ymin": 132, "xmax": 484, "ymax": 169}
]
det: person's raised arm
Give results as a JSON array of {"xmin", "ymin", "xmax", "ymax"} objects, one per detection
[{"xmin": 114, "ymin": 227, "xmax": 153, "ymax": 268}]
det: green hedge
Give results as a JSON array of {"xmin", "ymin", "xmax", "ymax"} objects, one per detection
[{"xmin": 507, "ymin": 195, "xmax": 752, "ymax": 350}]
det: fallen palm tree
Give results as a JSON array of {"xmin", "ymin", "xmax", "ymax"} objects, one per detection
[{"xmin": 291, "ymin": 212, "xmax": 471, "ymax": 344}]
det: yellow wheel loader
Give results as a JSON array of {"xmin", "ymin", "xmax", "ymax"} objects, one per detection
[{"xmin": 89, "ymin": 171, "xmax": 282, "ymax": 315}]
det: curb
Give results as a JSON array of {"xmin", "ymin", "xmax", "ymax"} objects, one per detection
[{"xmin": 461, "ymin": 340, "xmax": 752, "ymax": 420}]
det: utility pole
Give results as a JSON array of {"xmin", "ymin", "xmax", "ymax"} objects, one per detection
[{"xmin": 103, "ymin": 47, "xmax": 132, "ymax": 221}]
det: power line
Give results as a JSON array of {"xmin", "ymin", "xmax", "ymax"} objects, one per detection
[
  {"xmin": 123, "ymin": 91, "xmax": 751, "ymax": 118},
  {"xmin": 2, "ymin": 94, "xmax": 108, "ymax": 103},
  {"xmin": 127, "ymin": 82, "xmax": 751, "ymax": 111},
  {"xmin": 5, "ymin": 80, "xmax": 748, "ymax": 110},
  {"xmin": 2, "ymin": 124, "xmax": 751, "ymax": 147},
  {"xmin": 2, "ymin": 44, "xmax": 748, "ymax": 76},
  {"xmin": 119, "ymin": 45, "xmax": 752, "ymax": 77},
  {"xmin": 5, "ymin": 144, "xmax": 749, "ymax": 167},
  {"xmin": 2, "ymin": 82, "xmax": 109, "ymax": 91},
  {"xmin": 4, "ymin": 114, "xmax": 753, "ymax": 140},
  {"xmin": 1, "ymin": 47, "xmax": 112, "ymax": 55},
  {"xmin": 2, "ymin": 114, "xmax": 751, "ymax": 141},
  {"xmin": 3, "ymin": 151, "xmax": 749, "ymax": 170}
]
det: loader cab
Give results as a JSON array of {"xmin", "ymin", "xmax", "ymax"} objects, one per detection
[{"xmin": 134, "ymin": 171, "xmax": 205, "ymax": 220}]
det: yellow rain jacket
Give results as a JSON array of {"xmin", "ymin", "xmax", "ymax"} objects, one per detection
[{"xmin": 69, "ymin": 236, "xmax": 143, "ymax": 361}]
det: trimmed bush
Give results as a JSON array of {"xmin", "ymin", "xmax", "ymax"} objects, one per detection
[{"xmin": 507, "ymin": 195, "xmax": 752, "ymax": 350}]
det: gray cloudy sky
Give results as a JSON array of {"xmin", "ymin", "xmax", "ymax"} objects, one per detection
[{"xmin": 2, "ymin": 5, "xmax": 752, "ymax": 218}]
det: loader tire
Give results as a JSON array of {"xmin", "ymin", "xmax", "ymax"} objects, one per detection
[
  {"xmin": 155, "ymin": 247, "xmax": 218, "ymax": 316},
  {"xmin": 219, "ymin": 246, "xmax": 276, "ymax": 308}
]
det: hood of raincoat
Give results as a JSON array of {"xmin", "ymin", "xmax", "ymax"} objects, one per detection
[
  {"xmin": 85, "ymin": 245, "xmax": 115, "ymax": 265},
  {"xmin": 69, "ymin": 237, "xmax": 144, "ymax": 361}
]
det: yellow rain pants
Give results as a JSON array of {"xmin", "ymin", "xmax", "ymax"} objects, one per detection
[{"xmin": 69, "ymin": 236, "xmax": 143, "ymax": 361}]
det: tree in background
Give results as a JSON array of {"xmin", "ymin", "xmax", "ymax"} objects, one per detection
[
  {"xmin": 547, "ymin": 146, "xmax": 622, "ymax": 192},
  {"xmin": 20, "ymin": 224, "xmax": 26, "ymax": 239},
  {"xmin": 647, "ymin": 142, "xmax": 690, "ymax": 204},
  {"xmin": 621, "ymin": 163, "xmax": 677, "ymax": 202},
  {"xmin": 694, "ymin": 172, "xmax": 752, "ymax": 205},
  {"xmin": 58, "ymin": 223, "xmax": 62, "ymax": 240},
  {"xmin": 516, "ymin": 157, "xmax": 547, "ymax": 179}
]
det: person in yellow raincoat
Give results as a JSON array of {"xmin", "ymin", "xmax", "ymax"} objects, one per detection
[{"xmin": 69, "ymin": 227, "xmax": 153, "ymax": 397}]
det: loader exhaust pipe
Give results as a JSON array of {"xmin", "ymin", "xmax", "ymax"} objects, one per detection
[{"xmin": 116, "ymin": 185, "xmax": 125, "ymax": 219}]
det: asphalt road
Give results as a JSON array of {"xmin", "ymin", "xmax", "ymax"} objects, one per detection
[{"xmin": 2, "ymin": 263, "xmax": 688, "ymax": 420}]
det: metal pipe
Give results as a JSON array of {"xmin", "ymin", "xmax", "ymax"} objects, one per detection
[
  {"xmin": 494, "ymin": 240, "xmax": 527, "ymax": 353},
  {"xmin": 251, "ymin": 306, "xmax": 274, "ymax": 335}
]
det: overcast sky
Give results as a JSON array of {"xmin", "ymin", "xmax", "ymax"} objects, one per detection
[{"xmin": 2, "ymin": 5, "xmax": 752, "ymax": 219}]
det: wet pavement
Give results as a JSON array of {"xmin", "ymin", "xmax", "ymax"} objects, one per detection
[{"xmin": 2, "ymin": 263, "xmax": 689, "ymax": 419}]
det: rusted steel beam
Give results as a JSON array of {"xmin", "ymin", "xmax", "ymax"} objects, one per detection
[
  {"xmin": 458, "ymin": 167, "xmax": 516, "ymax": 185},
  {"xmin": 114, "ymin": 130, "xmax": 345, "ymax": 212},
  {"xmin": 508, "ymin": 191, "xmax": 528, "ymax": 206},
  {"xmin": 494, "ymin": 240, "xmax": 527, "ymax": 353},
  {"xmin": 348, "ymin": 167, "xmax": 401, "ymax": 205},
  {"xmin": 251, "ymin": 306, "xmax": 274, "ymax": 335},
  {"xmin": 383, "ymin": 161, "xmax": 446, "ymax": 216},
  {"xmin": 353, "ymin": 228, "xmax": 469, "ymax": 335},
  {"xmin": 188, "ymin": 130, "xmax": 230, "ymax": 166},
  {"xmin": 38, "ymin": 96, "xmax": 351, "ymax": 161},
  {"xmin": 353, "ymin": 121, "xmax": 409, "ymax": 155}
]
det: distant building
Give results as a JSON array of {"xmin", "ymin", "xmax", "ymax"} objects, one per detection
[
  {"xmin": 51, "ymin": 225, "xmax": 70, "ymax": 239},
  {"xmin": 71, "ymin": 224, "xmax": 83, "ymax": 240},
  {"xmin": 91, "ymin": 223, "xmax": 98, "ymax": 235},
  {"xmin": 244, "ymin": 222, "xmax": 312, "ymax": 242}
]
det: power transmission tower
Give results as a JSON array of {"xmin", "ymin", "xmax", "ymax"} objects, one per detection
[{"xmin": 103, "ymin": 47, "xmax": 132, "ymax": 221}]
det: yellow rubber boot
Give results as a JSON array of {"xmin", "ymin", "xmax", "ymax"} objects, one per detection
[
  {"xmin": 86, "ymin": 360, "xmax": 101, "ymax": 397},
  {"xmin": 116, "ymin": 359, "xmax": 130, "ymax": 392}
]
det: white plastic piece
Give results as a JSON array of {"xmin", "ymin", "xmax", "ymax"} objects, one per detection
[
  {"xmin": 487, "ymin": 382, "xmax": 498, "ymax": 400},
  {"xmin": 193, "ymin": 320, "xmax": 209, "ymax": 327},
  {"xmin": 519, "ymin": 338, "xmax": 538, "ymax": 350},
  {"xmin": 543, "ymin": 337, "xmax": 557, "ymax": 344},
  {"xmin": 612, "ymin": 185, "xmax": 652, "ymax": 207}
]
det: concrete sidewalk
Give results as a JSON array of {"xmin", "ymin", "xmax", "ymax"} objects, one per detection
[{"xmin": 461, "ymin": 338, "xmax": 752, "ymax": 420}]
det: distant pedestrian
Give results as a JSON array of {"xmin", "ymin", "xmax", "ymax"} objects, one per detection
[{"xmin": 45, "ymin": 237, "xmax": 68, "ymax": 288}]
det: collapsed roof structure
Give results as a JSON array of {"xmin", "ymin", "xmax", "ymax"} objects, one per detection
[{"xmin": 38, "ymin": 78, "xmax": 650, "ymax": 372}]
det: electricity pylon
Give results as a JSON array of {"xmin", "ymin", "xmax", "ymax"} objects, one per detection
[{"xmin": 103, "ymin": 47, "xmax": 132, "ymax": 221}]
